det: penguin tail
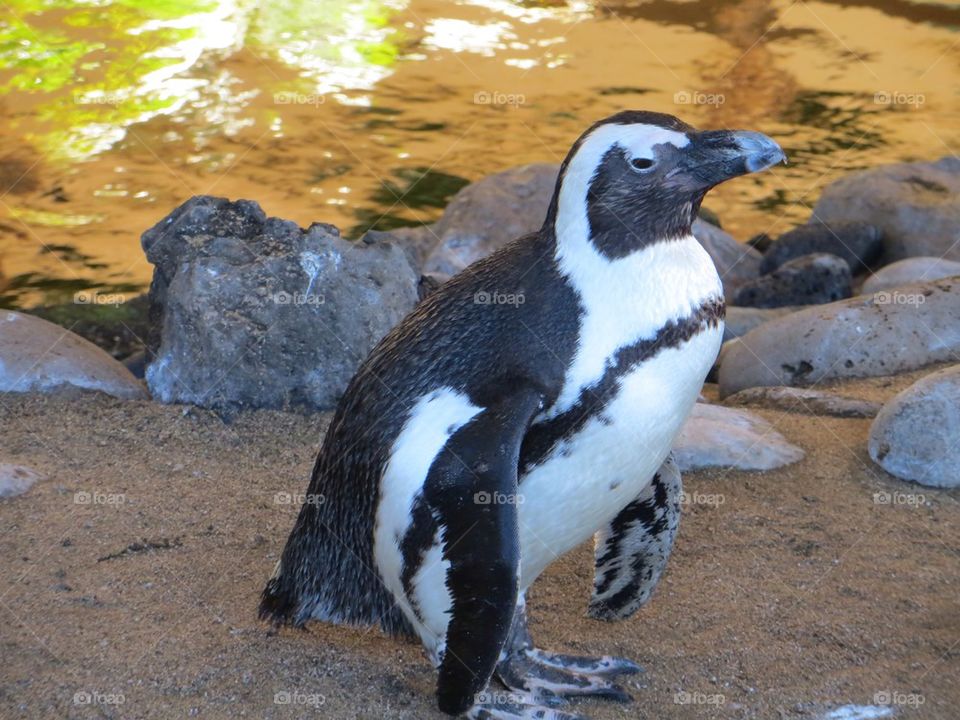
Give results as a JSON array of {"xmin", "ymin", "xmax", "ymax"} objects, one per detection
[{"xmin": 258, "ymin": 561, "xmax": 304, "ymax": 628}]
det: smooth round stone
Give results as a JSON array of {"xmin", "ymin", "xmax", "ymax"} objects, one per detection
[
  {"xmin": 861, "ymin": 257, "xmax": 960, "ymax": 294},
  {"xmin": 0, "ymin": 464, "xmax": 43, "ymax": 498},
  {"xmin": 0, "ymin": 311, "xmax": 147, "ymax": 399},
  {"xmin": 868, "ymin": 365, "xmax": 960, "ymax": 488}
]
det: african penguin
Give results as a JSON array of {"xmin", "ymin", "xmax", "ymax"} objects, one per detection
[{"xmin": 260, "ymin": 110, "xmax": 785, "ymax": 719}]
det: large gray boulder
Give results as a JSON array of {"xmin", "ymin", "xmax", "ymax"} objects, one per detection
[
  {"xmin": 869, "ymin": 365, "xmax": 960, "ymax": 488},
  {"xmin": 718, "ymin": 277, "xmax": 960, "ymax": 397},
  {"xmin": 813, "ymin": 156, "xmax": 960, "ymax": 263},
  {"xmin": 142, "ymin": 196, "xmax": 419, "ymax": 412},
  {"xmin": 674, "ymin": 403, "xmax": 804, "ymax": 472},
  {"xmin": 861, "ymin": 257, "xmax": 960, "ymax": 294},
  {"xmin": 0, "ymin": 310, "xmax": 146, "ymax": 399},
  {"xmin": 423, "ymin": 163, "xmax": 558, "ymax": 276}
]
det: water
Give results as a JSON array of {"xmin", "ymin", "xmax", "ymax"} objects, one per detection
[{"xmin": 1, "ymin": 0, "xmax": 958, "ymax": 308}]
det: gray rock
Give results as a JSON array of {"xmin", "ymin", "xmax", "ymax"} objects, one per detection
[
  {"xmin": 868, "ymin": 364, "xmax": 960, "ymax": 488},
  {"xmin": 424, "ymin": 163, "xmax": 558, "ymax": 275},
  {"xmin": 718, "ymin": 277, "xmax": 960, "ymax": 398},
  {"xmin": 733, "ymin": 253, "xmax": 852, "ymax": 308},
  {"xmin": 365, "ymin": 226, "xmax": 439, "ymax": 272},
  {"xmin": 861, "ymin": 256, "xmax": 960, "ymax": 294},
  {"xmin": 723, "ymin": 306, "xmax": 802, "ymax": 342},
  {"xmin": 421, "ymin": 165, "xmax": 761, "ymax": 299},
  {"xmin": 760, "ymin": 221, "xmax": 882, "ymax": 274},
  {"xmin": 673, "ymin": 403, "xmax": 805, "ymax": 472},
  {"xmin": 0, "ymin": 464, "xmax": 43, "ymax": 498},
  {"xmin": 724, "ymin": 386, "xmax": 881, "ymax": 418},
  {"xmin": 142, "ymin": 196, "xmax": 419, "ymax": 412},
  {"xmin": 691, "ymin": 218, "xmax": 763, "ymax": 299},
  {"xmin": 813, "ymin": 156, "xmax": 960, "ymax": 263},
  {"xmin": 0, "ymin": 310, "xmax": 147, "ymax": 399}
]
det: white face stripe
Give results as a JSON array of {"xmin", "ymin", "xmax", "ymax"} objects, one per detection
[{"xmin": 373, "ymin": 387, "xmax": 481, "ymax": 651}]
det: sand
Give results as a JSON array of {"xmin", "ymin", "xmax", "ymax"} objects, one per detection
[{"xmin": 1, "ymin": 370, "xmax": 958, "ymax": 719}]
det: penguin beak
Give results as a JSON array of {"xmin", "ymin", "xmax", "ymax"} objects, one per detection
[{"xmin": 668, "ymin": 129, "xmax": 786, "ymax": 191}]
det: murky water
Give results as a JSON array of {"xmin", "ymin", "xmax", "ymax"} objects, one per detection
[{"xmin": 1, "ymin": 0, "xmax": 958, "ymax": 308}]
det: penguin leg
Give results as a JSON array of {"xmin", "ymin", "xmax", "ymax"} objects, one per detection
[{"xmin": 494, "ymin": 598, "xmax": 641, "ymax": 705}]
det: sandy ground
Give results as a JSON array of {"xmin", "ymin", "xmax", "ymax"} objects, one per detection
[{"xmin": 1, "ymin": 370, "xmax": 958, "ymax": 720}]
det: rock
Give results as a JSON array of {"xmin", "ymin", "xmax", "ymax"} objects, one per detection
[
  {"xmin": 0, "ymin": 311, "xmax": 147, "ymax": 399},
  {"xmin": 723, "ymin": 306, "xmax": 802, "ymax": 342},
  {"xmin": 868, "ymin": 365, "xmax": 960, "ymax": 488},
  {"xmin": 673, "ymin": 403, "xmax": 804, "ymax": 472},
  {"xmin": 732, "ymin": 253, "xmax": 852, "ymax": 308},
  {"xmin": 0, "ymin": 464, "xmax": 43, "ymax": 498},
  {"xmin": 142, "ymin": 196, "xmax": 419, "ymax": 412},
  {"xmin": 691, "ymin": 218, "xmax": 763, "ymax": 299},
  {"xmin": 746, "ymin": 232, "xmax": 774, "ymax": 253},
  {"xmin": 861, "ymin": 256, "xmax": 960, "ymax": 294},
  {"xmin": 759, "ymin": 221, "xmax": 882, "ymax": 274},
  {"xmin": 718, "ymin": 277, "xmax": 960, "ymax": 398},
  {"xmin": 27, "ymin": 294, "xmax": 151, "ymax": 360},
  {"xmin": 364, "ymin": 226, "xmax": 439, "ymax": 273},
  {"xmin": 724, "ymin": 386, "xmax": 881, "ymax": 418},
  {"xmin": 813, "ymin": 156, "xmax": 960, "ymax": 263},
  {"xmin": 424, "ymin": 163, "xmax": 558, "ymax": 275}
]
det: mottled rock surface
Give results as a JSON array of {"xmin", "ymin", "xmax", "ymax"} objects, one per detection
[
  {"xmin": 718, "ymin": 277, "xmax": 960, "ymax": 397},
  {"xmin": 0, "ymin": 310, "xmax": 146, "ymax": 399},
  {"xmin": 868, "ymin": 364, "xmax": 960, "ymax": 488},
  {"xmin": 723, "ymin": 306, "xmax": 802, "ymax": 342},
  {"xmin": 674, "ymin": 403, "xmax": 805, "ymax": 472},
  {"xmin": 813, "ymin": 156, "xmax": 960, "ymax": 263},
  {"xmin": 733, "ymin": 253, "xmax": 852, "ymax": 308},
  {"xmin": 142, "ymin": 196, "xmax": 419, "ymax": 412},
  {"xmin": 861, "ymin": 256, "xmax": 960, "ymax": 294},
  {"xmin": 724, "ymin": 386, "xmax": 881, "ymax": 418}
]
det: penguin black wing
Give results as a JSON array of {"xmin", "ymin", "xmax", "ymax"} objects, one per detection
[
  {"xmin": 424, "ymin": 382, "xmax": 544, "ymax": 716},
  {"xmin": 588, "ymin": 453, "xmax": 682, "ymax": 621}
]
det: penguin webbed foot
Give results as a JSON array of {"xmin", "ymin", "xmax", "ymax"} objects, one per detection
[{"xmin": 492, "ymin": 601, "xmax": 642, "ymax": 709}]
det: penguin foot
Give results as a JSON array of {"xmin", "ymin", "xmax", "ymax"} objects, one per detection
[
  {"xmin": 496, "ymin": 648, "xmax": 635, "ymax": 703},
  {"xmin": 465, "ymin": 688, "xmax": 588, "ymax": 720},
  {"xmin": 493, "ymin": 600, "xmax": 641, "ymax": 706}
]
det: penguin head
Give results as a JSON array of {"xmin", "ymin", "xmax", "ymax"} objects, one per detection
[{"xmin": 549, "ymin": 110, "xmax": 785, "ymax": 258}]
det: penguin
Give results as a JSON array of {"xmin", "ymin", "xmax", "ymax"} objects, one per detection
[{"xmin": 260, "ymin": 110, "xmax": 785, "ymax": 719}]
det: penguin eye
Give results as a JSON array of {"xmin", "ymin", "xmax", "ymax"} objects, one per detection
[{"xmin": 631, "ymin": 157, "xmax": 655, "ymax": 171}]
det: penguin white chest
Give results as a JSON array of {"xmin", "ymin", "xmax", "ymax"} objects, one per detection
[{"xmin": 517, "ymin": 234, "xmax": 724, "ymax": 588}]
